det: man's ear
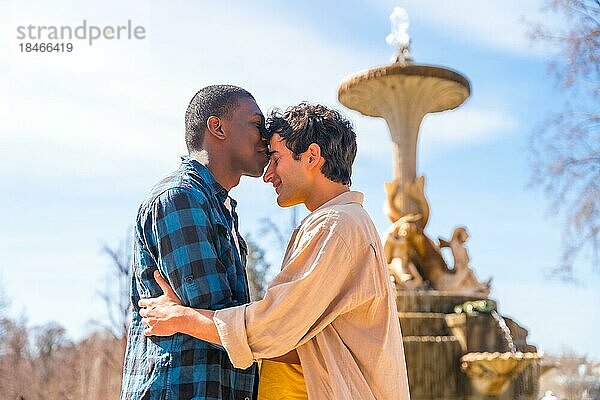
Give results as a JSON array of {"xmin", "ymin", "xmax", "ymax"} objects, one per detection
[
  {"xmin": 206, "ymin": 116, "xmax": 226, "ymax": 140},
  {"xmin": 306, "ymin": 143, "xmax": 323, "ymax": 170}
]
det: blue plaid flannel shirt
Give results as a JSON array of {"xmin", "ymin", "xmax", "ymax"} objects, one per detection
[{"xmin": 121, "ymin": 157, "xmax": 257, "ymax": 400}]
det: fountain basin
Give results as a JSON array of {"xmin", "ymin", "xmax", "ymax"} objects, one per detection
[
  {"xmin": 338, "ymin": 63, "xmax": 471, "ymax": 117},
  {"xmin": 460, "ymin": 352, "xmax": 542, "ymax": 396}
]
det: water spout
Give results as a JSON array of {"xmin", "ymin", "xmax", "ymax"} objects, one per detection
[{"xmin": 490, "ymin": 310, "xmax": 517, "ymax": 353}]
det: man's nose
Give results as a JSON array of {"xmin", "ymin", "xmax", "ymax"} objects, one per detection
[{"xmin": 263, "ymin": 160, "xmax": 274, "ymax": 183}]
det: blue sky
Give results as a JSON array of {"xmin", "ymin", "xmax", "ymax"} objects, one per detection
[{"xmin": 2, "ymin": 0, "xmax": 598, "ymax": 359}]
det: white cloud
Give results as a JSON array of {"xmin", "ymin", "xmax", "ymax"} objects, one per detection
[
  {"xmin": 2, "ymin": 1, "xmax": 376, "ymax": 184},
  {"xmin": 420, "ymin": 108, "xmax": 518, "ymax": 146},
  {"xmin": 2, "ymin": 0, "xmax": 527, "ymax": 185},
  {"xmin": 347, "ymin": 106, "xmax": 518, "ymax": 163}
]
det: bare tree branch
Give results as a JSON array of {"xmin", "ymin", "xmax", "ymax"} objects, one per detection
[
  {"xmin": 93, "ymin": 233, "xmax": 132, "ymax": 345},
  {"xmin": 528, "ymin": 0, "xmax": 600, "ymax": 278}
]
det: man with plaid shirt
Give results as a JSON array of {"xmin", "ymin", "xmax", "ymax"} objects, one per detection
[{"xmin": 120, "ymin": 85, "xmax": 270, "ymax": 400}]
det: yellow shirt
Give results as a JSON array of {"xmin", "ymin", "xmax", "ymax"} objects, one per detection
[
  {"xmin": 258, "ymin": 360, "xmax": 307, "ymax": 400},
  {"xmin": 214, "ymin": 191, "xmax": 410, "ymax": 399}
]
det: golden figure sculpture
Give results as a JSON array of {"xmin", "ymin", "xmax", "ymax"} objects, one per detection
[
  {"xmin": 384, "ymin": 215, "xmax": 490, "ymax": 296},
  {"xmin": 383, "ymin": 214, "xmax": 424, "ymax": 289},
  {"xmin": 438, "ymin": 227, "xmax": 491, "ymax": 296}
]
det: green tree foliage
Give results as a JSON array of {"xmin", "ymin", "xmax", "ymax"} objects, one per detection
[{"xmin": 245, "ymin": 235, "xmax": 272, "ymax": 301}]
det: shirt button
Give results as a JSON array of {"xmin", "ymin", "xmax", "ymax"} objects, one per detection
[{"xmin": 185, "ymin": 276, "xmax": 193, "ymax": 283}]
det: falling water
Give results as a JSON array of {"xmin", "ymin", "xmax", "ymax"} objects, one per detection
[{"xmin": 491, "ymin": 310, "xmax": 517, "ymax": 353}]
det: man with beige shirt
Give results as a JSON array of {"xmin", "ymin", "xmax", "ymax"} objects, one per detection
[{"xmin": 139, "ymin": 103, "xmax": 411, "ymax": 399}]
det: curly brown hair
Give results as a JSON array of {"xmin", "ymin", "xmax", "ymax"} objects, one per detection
[{"xmin": 265, "ymin": 103, "xmax": 357, "ymax": 185}]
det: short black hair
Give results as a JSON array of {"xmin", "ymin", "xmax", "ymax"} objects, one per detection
[
  {"xmin": 265, "ymin": 103, "xmax": 357, "ymax": 185},
  {"xmin": 185, "ymin": 85, "xmax": 255, "ymax": 153}
]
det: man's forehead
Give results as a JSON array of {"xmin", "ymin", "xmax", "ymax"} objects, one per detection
[
  {"xmin": 268, "ymin": 134, "xmax": 286, "ymax": 149},
  {"xmin": 236, "ymin": 97, "xmax": 263, "ymax": 118}
]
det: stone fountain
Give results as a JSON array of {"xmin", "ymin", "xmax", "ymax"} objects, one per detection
[{"xmin": 338, "ymin": 7, "xmax": 543, "ymax": 400}]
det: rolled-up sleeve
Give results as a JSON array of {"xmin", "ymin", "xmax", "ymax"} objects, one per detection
[
  {"xmin": 213, "ymin": 217, "xmax": 367, "ymax": 368},
  {"xmin": 213, "ymin": 305, "xmax": 254, "ymax": 368}
]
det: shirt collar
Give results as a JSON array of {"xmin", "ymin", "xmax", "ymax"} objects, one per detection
[
  {"xmin": 181, "ymin": 155, "xmax": 229, "ymax": 202},
  {"xmin": 302, "ymin": 190, "xmax": 364, "ymax": 223}
]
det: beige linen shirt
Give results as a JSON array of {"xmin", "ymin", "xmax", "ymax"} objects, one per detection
[{"xmin": 214, "ymin": 191, "xmax": 410, "ymax": 399}]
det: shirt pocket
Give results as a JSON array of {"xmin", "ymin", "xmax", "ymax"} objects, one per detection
[{"xmin": 214, "ymin": 222, "xmax": 239, "ymax": 275}]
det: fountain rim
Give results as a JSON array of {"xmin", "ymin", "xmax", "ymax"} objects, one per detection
[
  {"xmin": 461, "ymin": 351, "xmax": 543, "ymax": 362},
  {"xmin": 338, "ymin": 62, "xmax": 471, "ymax": 97}
]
